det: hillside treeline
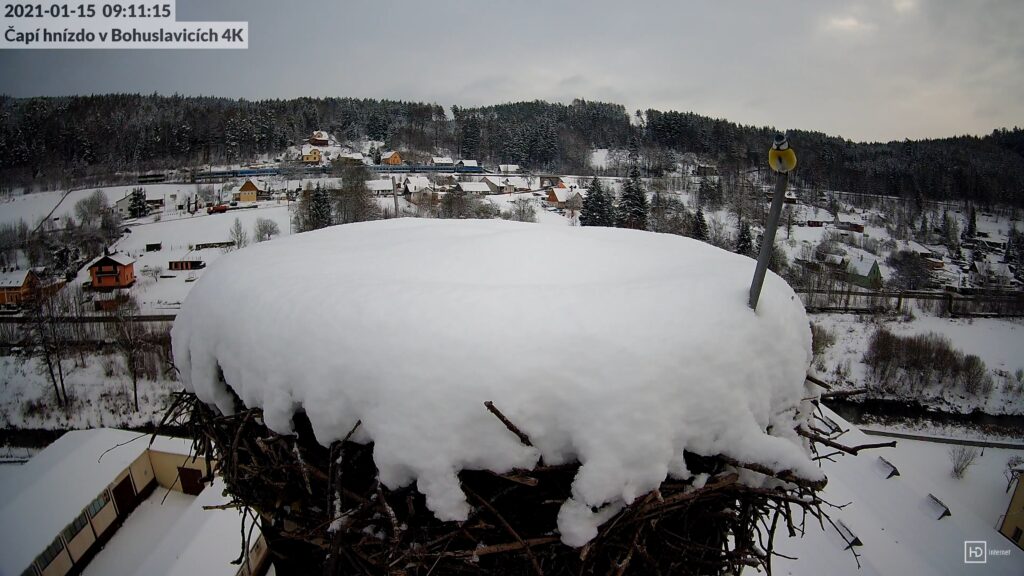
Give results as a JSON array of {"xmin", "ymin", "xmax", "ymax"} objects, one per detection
[{"xmin": 1, "ymin": 94, "xmax": 1022, "ymax": 205}]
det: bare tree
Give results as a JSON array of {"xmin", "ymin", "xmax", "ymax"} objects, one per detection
[
  {"xmin": 253, "ymin": 217, "xmax": 281, "ymax": 242},
  {"xmin": 948, "ymin": 446, "xmax": 979, "ymax": 479},
  {"xmin": 229, "ymin": 217, "xmax": 249, "ymax": 250},
  {"xmin": 107, "ymin": 297, "xmax": 148, "ymax": 411},
  {"xmin": 501, "ymin": 198, "xmax": 536, "ymax": 223},
  {"xmin": 142, "ymin": 265, "xmax": 164, "ymax": 283},
  {"xmin": 27, "ymin": 283, "xmax": 71, "ymax": 406}
]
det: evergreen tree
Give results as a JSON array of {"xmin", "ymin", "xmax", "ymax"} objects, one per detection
[
  {"xmin": 335, "ymin": 165, "xmax": 380, "ymax": 224},
  {"xmin": 616, "ymin": 164, "xmax": 648, "ymax": 230},
  {"xmin": 128, "ymin": 187, "xmax": 148, "ymax": 219},
  {"xmin": 581, "ymin": 176, "xmax": 614, "ymax": 227},
  {"xmin": 967, "ymin": 206, "xmax": 978, "ymax": 238},
  {"xmin": 302, "ymin": 183, "xmax": 333, "ymax": 231},
  {"xmin": 692, "ymin": 207, "xmax": 709, "ymax": 242},
  {"xmin": 736, "ymin": 220, "xmax": 753, "ymax": 256}
]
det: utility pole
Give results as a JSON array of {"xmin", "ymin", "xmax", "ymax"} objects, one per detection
[{"xmin": 749, "ymin": 134, "xmax": 797, "ymax": 311}]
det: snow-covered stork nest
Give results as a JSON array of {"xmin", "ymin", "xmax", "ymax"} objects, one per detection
[{"xmin": 170, "ymin": 219, "xmax": 831, "ymax": 574}]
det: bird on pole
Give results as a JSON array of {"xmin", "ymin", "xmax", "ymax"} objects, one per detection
[
  {"xmin": 768, "ymin": 133, "xmax": 797, "ymax": 174},
  {"xmin": 749, "ymin": 133, "xmax": 797, "ymax": 310}
]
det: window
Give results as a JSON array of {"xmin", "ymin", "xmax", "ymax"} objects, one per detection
[
  {"xmin": 1014, "ymin": 526, "xmax": 1023, "ymax": 543},
  {"xmin": 85, "ymin": 491, "xmax": 110, "ymax": 518},
  {"xmin": 60, "ymin": 511, "xmax": 89, "ymax": 542},
  {"xmin": 35, "ymin": 536, "xmax": 65, "ymax": 569}
]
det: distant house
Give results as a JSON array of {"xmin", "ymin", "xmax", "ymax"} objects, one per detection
[
  {"xmin": 538, "ymin": 175, "xmax": 565, "ymax": 188},
  {"xmin": 403, "ymin": 176, "xmax": 433, "ymax": 194},
  {"xmin": 365, "ymin": 179, "xmax": 395, "ymax": 197},
  {"xmin": 0, "ymin": 428, "xmax": 267, "ymax": 576},
  {"xmin": 114, "ymin": 191, "xmax": 163, "ymax": 217},
  {"xmin": 847, "ymin": 257, "xmax": 883, "ymax": 290},
  {"xmin": 431, "ymin": 156, "xmax": 454, "ymax": 167},
  {"xmin": 456, "ymin": 181, "xmax": 491, "ymax": 195},
  {"xmin": 692, "ymin": 165, "xmax": 719, "ymax": 177},
  {"xmin": 380, "ymin": 151, "xmax": 402, "ymax": 165},
  {"xmin": 0, "ymin": 268, "xmax": 40, "ymax": 306},
  {"xmin": 87, "ymin": 253, "xmax": 135, "ymax": 291},
  {"xmin": 145, "ymin": 242, "xmax": 162, "ymax": 252},
  {"xmin": 309, "ymin": 130, "xmax": 329, "ymax": 146},
  {"xmin": 482, "ymin": 175, "xmax": 530, "ymax": 194},
  {"xmin": 546, "ymin": 187, "xmax": 586, "ymax": 208},
  {"xmin": 233, "ymin": 179, "xmax": 263, "ymax": 203},
  {"xmin": 970, "ymin": 261, "xmax": 1015, "ymax": 288},
  {"xmin": 335, "ymin": 152, "xmax": 365, "ymax": 166},
  {"xmin": 1001, "ymin": 463, "xmax": 1024, "ymax": 550},
  {"xmin": 168, "ymin": 259, "xmax": 205, "ymax": 271},
  {"xmin": 837, "ymin": 215, "xmax": 866, "ymax": 233},
  {"xmin": 456, "ymin": 159, "xmax": 478, "ymax": 169},
  {"xmin": 301, "ymin": 148, "xmax": 322, "ymax": 164},
  {"xmin": 498, "ymin": 164, "xmax": 520, "ymax": 174}
]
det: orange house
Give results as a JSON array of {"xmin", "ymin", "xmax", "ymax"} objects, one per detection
[
  {"xmin": 0, "ymin": 269, "xmax": 40, "ymax": 305},
  {"xmin": 88, "ymin": 254, "xmax": 136, "ymax": 290},
  {"xmin": 380, "ymin": 151, "xmax": 402, "ymax": 165}
]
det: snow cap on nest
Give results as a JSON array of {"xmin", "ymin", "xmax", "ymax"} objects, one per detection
[{"xmin": 172, "ymin": 218, "xmax": 818, "ymax": 546}]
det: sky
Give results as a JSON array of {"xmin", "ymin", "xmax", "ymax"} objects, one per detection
[{"xmin": 1, "ymin": 0, "xmax": 1022, "ymax": 143}]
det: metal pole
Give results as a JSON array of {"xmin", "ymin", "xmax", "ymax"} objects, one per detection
[{"xmin": 749, "ymin": 171, "xmax": 789, "ymax": 310}]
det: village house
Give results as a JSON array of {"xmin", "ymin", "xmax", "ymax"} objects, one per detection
[
  {"xmin": 970, "ymin": 261, "xmax": 1015, "ymax": 288},
  {"xmin": 380, "ymin": 151, "xmax": 402, "ymax": 165},
  {"xmin": 546, "ymin": 186, "xmax": 586, "ymax": 208},
  {"xmin": 301, "ymin": 148, "xmax": 322, "ymax": 164},
  {"xmin": 232, "ymin": 179, "xmax": 264, "ymax": 203},
  {"xmin": 456, "ymin": 159, "xmax": 478, "ymax": 169},
  {"xmin": 482, "ymin": 175, "xmax": 530, "ymax": 194},
  {"xmin": 308, "ymin": 130, "xmax": 329, "ymax": 146},
  {"xmin": 86, "ymin": 253, "xmax": 135, "ymax": 291},
  {"xmin": 498, "ymin": 164, "xmax": 520, "ymax": 174},
  {"xmin": 431, "ymin": 156, "xmax": 454, "ymax": 167},
  {"xmin": 114, "ymin": 190, "xmax": 166, "ymax": 217},
  {"xmin": 1001, "ymin": 463, "xmax": 1024, "ymax": 550},
  {"xmin": 335, "ymin": 152, "xmax": 365, "ymax": 166},
  {"xmin": 0, "ymin": 268, "xmax": 40, "ymax": 306},
  {"xmin": 168, "ymin": 259, "xmax": 206, "ymax": 271},
  {"xmin": 455, "ymin": 181, "xmax": 491, "ymax": 195},
  {"xmin": 365, "ymin": 179, "xmax": 395, "ymax": 197},
  {"xmin": 847, "ymin": 257, "xmax": 884, "ymax": 290},
  {"xmin": 0, "ymin": 428, "xmax": 269, "ymax": 576}
]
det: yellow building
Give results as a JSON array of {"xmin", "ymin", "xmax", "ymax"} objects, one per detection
[
  {"xmin": 302, "ymin": 148, "xmax": 322, "ymax": 164},
  {"xmin": 1001, "ymin": 465, "xmax": 1024, "ymax": 549},
  {"xmin": 0, "ymin": 429, "xmax": 267, "ymax": 576},
  {"xmin": 380, "ymin": 150, "xmax": 402, "ymax": 165},
  {"xmin": 234, "ymin": 179, "xmax": 262, "ymax": 203}
]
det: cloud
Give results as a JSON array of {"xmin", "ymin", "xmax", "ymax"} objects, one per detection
[{"xmin": 824, "ymin": 16, "xmax": 876, "ymax": 33}]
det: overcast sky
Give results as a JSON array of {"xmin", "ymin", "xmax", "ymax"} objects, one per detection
[{"xmin": 1, "ymin": 0, "xmax": 1022, "ymax": 143}]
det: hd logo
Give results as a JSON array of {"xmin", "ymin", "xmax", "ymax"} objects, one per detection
[{"xmin": 964, "ymin": 541, "xmax": 987, "ymax": 564}]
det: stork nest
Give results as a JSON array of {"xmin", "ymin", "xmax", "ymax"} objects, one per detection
[{"xmin": 162, "ymin": 388, "xmax": 889, "ymax": 576}]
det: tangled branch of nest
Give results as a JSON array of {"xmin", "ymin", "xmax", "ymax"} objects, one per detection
[{"xmin": 161, "ymin": 388, "xmax": 888, "ymax": 576}]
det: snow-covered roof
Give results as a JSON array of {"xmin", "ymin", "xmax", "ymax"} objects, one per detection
[
  {"xmin": 773, "ymin": 407, "xmax": 1024, "ymax": 575},
  {"xmin": 0, "ymin": 429, "xmax": 194, "ymax": 575},
  {"xmin": 173, "ymin": 218, "xmax": 817, "ymax": 547},
  {"xmin": 483, "ymin": 175, "xmax": 530, "ymax": 190},
  {"xmin": 906, "ymin": 240, "xmax": 932, "ymax": 255},
  {"xmin": 403, "ymin": 176, "xmax": 432, "ymax": 192},
  {"xmin": 0, "ymin": 269, "xmax": 31, "ymax": 288},
  {"xmin": 848, "ymin": 256, "xmax": 878, "ymax": 276},
  {"xmin": 132, "ymin": 477, "xmax": 256, "ymax": 576},
  {"xmin": 457, "ymin": 159, "xmax": 478, "ymax": 167},
  {"xmin": 456, "ymin": 181, "xmax": 491, "ymax": 193},
  {"xmin": 548, "ymin": 187, "xmax": 585, "ymax": 203},
  {"xmin": 380, "ymin": 151, "xmax": 398, "ymax": 160},
  {"xmin": 310, "ymin": 130, "xmax": 329, "ymax": 141},
  {"xmin": 365, "ymin": 179, "xmax": 394, "ymax": 192},
  {"xmin": 498, "ymin": 164, "xmax": 520, "ymax": 172},
  {"xmin": 87, "ymin": 252, "xmax": 135, "ymax": 268},
  {"xmin": 432, "ymin": 156, "xmax": 454, "ymax": 165}
]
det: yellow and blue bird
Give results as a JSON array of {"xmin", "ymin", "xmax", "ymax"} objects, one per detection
[{"xmin": 768, "ymin": 133, "xmax": 797, "ymax": 173}]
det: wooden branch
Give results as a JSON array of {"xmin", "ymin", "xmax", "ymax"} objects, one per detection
[
  {"xmin": 820, "ymin": 388, "xmax": 868, "ymax": 400},
  {"xmin": 484, "ymin": 401, "xmax": 533, "ymax": 447},
  {"xmin": 805, "ymin": 373, "xmax": 832, "ymax": 391},
  {"xmin": 718, "ymin": 455, "xmax": 827, "ymax": 491},
  {"xmin": 468, "ymin": 488, "xmax": 544, "ymax": 576},
  {"xmin": 796, "ymin": 427, "xmax": 896, "ymax": 455},
  {"xmin": 445, "ymin": 537, "xmax": 560, "ymax": 558}
]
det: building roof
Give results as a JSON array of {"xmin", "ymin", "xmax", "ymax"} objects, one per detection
[
  {"xmin": 87, "ymin": 252, "xmax": 135, "ymax": 268},
  {"xmin": 432, "ymin": 156, "xmax": 454, "ymax": 165},
  {"xmin": 457, "ymin": 159, "xmax": 478, "ymax": 167},
  {"xmin": 365, "ymin": 179, "xmax": 395, "ymax": 192},
  {"xmin": 0, "ymin": 429, "xmax": 194, "ymax": 575},
  {"xmin": 548, "ymin": 187, "xmax": 584, "ymax": 203},
  {"xmin": 380, "ymin": 151, "xmax": 398, "ymax": 160},
  {"xmin": 906, "ymin": 240, "xmax": 932, "ymax": 256},
  {"xmin": 483, "ymin": 175, "xmax": 530, "ymax": 190},
  {"xmin": 498, "ymin": 164, "xmax": 520, "ymax": 172},
  {"xmin": 456, "ymin": 181, "xmax": 491, "ymax": 193},
  {"xmin": 0, "ymin": 269, "xmax": 31, "ymax": 289},
  {"xmin": 133, "ymin": 477, "xmax": 257, "ymax": 576},
  {"xmin": 310, "ymin": 130, "xmax": 329, "ymax": 142},
  {"xmin": 403, "ymin": 176, "xmax": 432, "ymax": 192},
  {"xmin": 848, "ymin": 256, "xmax": 879, "ymax": 277}
]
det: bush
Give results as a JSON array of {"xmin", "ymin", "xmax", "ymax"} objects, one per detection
[
  {"xmin": 862, "ymin": 328, "xmax": 992, "ymax": 400},
  {"xmin": 948, "ymin": 446, "xmax": 979, "ymax": 479},
  {"xmin": 810, "ymin": 323, "xmax": 835, "ymax": 361}
]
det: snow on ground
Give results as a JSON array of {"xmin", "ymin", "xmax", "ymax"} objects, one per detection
[
  {"xmin": 82, "ymin": 489, "xmax": 195, "ymax": 576},
  {"xmin": 71, "ymin": 203, "xmax": 294, "ymax": 313},
  {"xmin": 0, "ymin": 189, "xmax": 67, "ymax": 226},
  {"xmin": 484, "ymin": 191, "xmax": 573, "ymax": 226},
  {"xmin": 812, "ymin": 311, "xmax": 1024, "ymax": 415},
  {"xmin": 0, "ymin": 354, "xmax": 175, "ymax": 430},
  {"xmin": 173, "ymin": 218, "xmax": 819, "ymax": 546},
  {"xmin": 768, "ymin": 406, "xmax": 1024, "ymax": 576}
]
